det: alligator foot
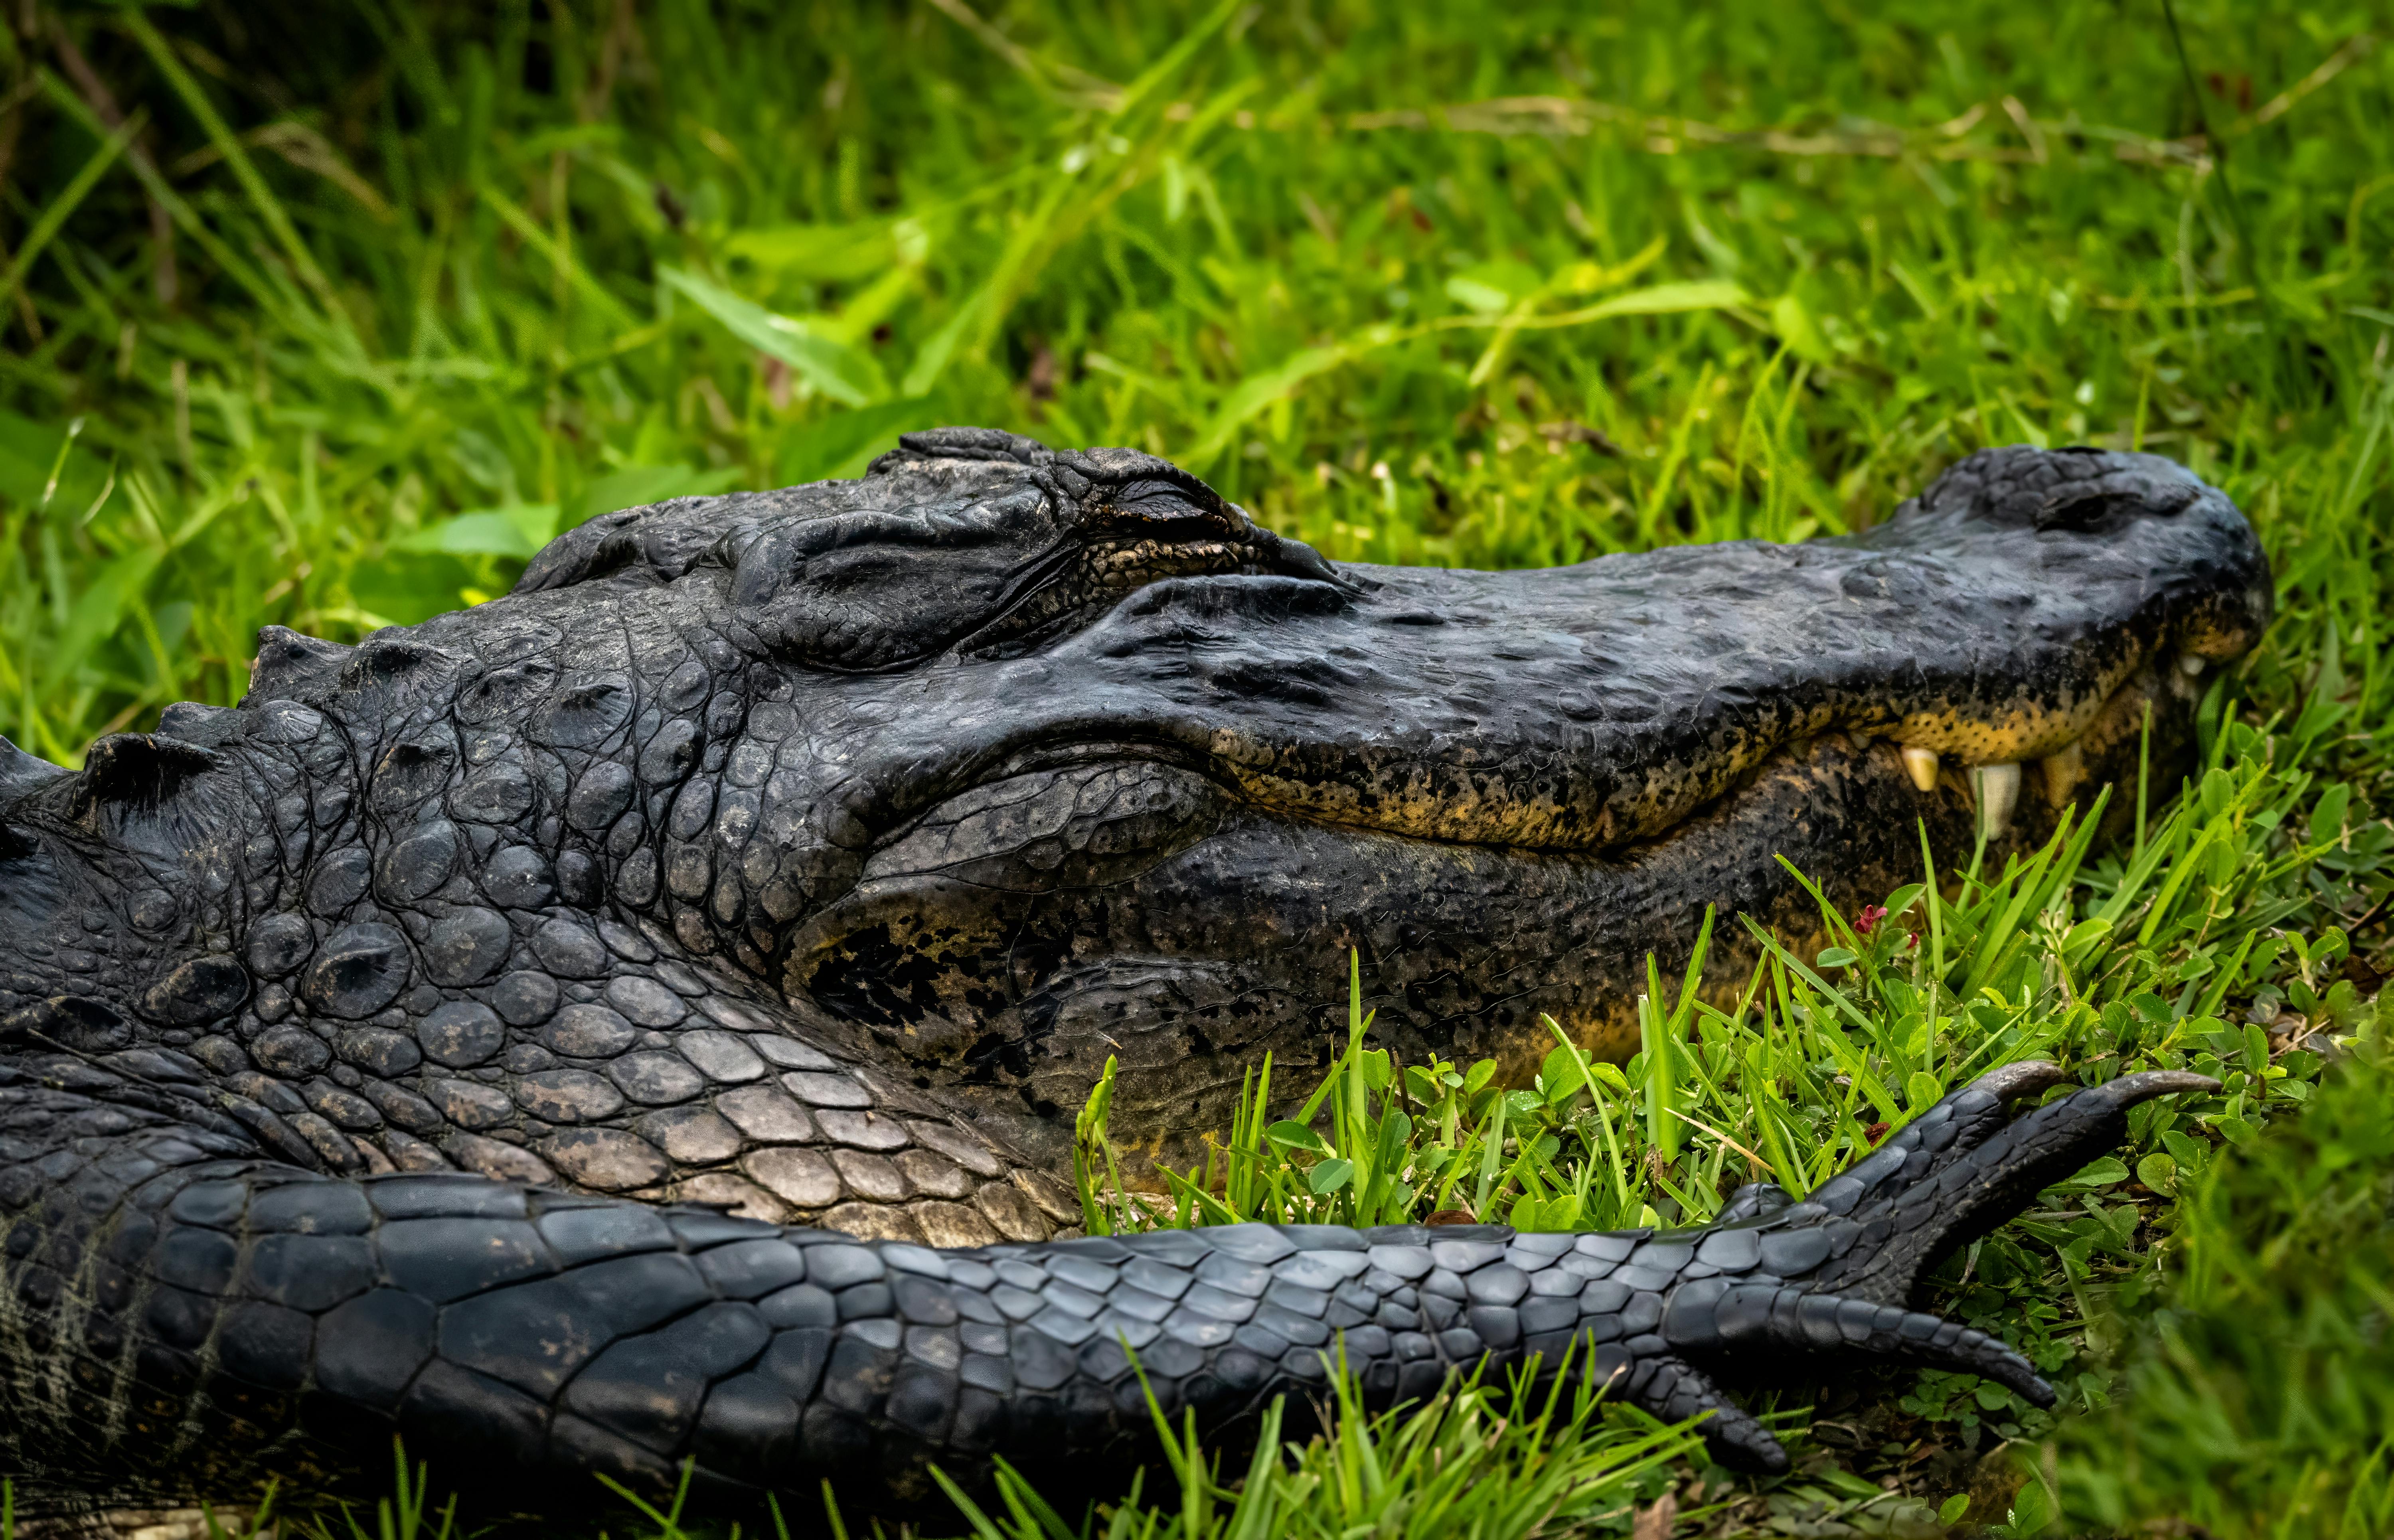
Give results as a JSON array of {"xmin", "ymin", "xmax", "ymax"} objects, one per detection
[{"xmin": 1581, "ymin": 1062, "xmax": 2217, "ymax": 1470}]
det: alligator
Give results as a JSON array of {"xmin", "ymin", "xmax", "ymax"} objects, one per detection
[{"xmin": 0, "ymin": 431, "xmax": 2269, "ymax": 1516}]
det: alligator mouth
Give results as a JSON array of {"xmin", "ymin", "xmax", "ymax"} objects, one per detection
[
  {"xmin": 791, "ymin": 647, "xmax": 2205, "ymax": 1177},
  {"xmin": 882, "ymin": 624, "xmax": 2176, "ymax": 861},
  {"xmin": 1196, "ymin": 610, "xmax": 2198, "ymax": 856},
  {"xmin": 771, "ymin": 444, "xmax": 2270, "ymax": 1171}
]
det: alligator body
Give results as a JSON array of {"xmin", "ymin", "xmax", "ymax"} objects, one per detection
[{"xmin": 0, "ymin": 432, "xmax": 2266, "ymax": 1513}]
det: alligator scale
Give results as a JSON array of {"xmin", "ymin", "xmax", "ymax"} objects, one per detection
[{"xmin": 0, "ymin": 432, "xmax": 2268, "ymax": 1514}]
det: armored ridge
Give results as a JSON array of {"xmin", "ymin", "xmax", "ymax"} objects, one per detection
[{"xmin": 0, "ymin": 431, "xmax": 2265, "ymax": 1512}]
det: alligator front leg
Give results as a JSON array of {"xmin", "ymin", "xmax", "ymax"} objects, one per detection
[{"xmin": 0, "ymin": 1063, "xmax": 2206, "ymax": 1513}]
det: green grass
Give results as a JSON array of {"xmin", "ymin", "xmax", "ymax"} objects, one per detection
[
  {"xmin": 2, "ymin": 0, "xmax": 2391, "ymax": 1534},
  {"xmin": 922, "ymin": 1356, "xmax": 1699, "ymax": 1540},
  {"xmin": 2052, "ymin": 1046, "xmax": 2394, "ymax": 1540}
]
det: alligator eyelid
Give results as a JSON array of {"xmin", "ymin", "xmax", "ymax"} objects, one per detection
[{"xmin": 769, "ymin": 531, "xmax": 1094, "ymax": 675}]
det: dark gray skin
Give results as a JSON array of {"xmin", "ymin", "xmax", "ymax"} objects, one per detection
[{"xmin": 0, "ymin": 432, "xmax": 2267, "ymax": 1515}]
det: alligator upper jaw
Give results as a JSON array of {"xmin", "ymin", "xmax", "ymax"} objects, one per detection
[{"xmin": 836, "ymin": 446, "xmax": 2269, "ymax": 862}]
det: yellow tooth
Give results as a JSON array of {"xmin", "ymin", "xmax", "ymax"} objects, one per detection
[
  {"xmin": 1973, "ymin": 762, "xmax": 2022, "ymax": 841},
  {"xmin": 2041, "ymin": 741, "xmax": 2084, "ymax": 809},
  {"xmin": 1900, "ymin": 745, "xmax": 1942, "ymax": 793},
  {"xmin": 2179, "ymin": 653, "xmax": 2206, "ymax": 676}
]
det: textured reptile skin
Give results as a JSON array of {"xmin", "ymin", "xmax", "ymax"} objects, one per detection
[
  {"xmin": 0, "ymin": 433, "xmax": 2263, "ymax": 1511},
  {"xmin": 0, "ymin": 1060, "xmax": 2208, "ymax": 1510}
]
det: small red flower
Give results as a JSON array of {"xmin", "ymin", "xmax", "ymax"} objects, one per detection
[{"xmin": 1856, "ymin": 903, "xmax": 1888, "ymax": 936}]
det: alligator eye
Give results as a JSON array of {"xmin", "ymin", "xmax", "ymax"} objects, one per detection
[
  {"xmin": 952, "ymin": 513, "xmax": 1310, "ymax": 659},
  {"xmin": 1098, "ymin": 477, "xmax": 1238, "ymax": 532},
  {"xmin": 716, "ymin": 470, "xmax": 1336, "ymax": 671}
]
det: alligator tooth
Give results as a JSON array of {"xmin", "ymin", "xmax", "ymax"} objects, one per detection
[
  {"xmin": 2179, "ymin": 653, "xmax": 2206, "ymax": 677},
  {"xmin": 1900, "ymin": 746, "xmax": 1942, "ymax": 793},
  {"xmin": 2040, "ymin": 741, "xmax": 2084, "ymax": 809},
  {"xmin": 1972, "ymin": 762, "xmax": 2022, "ymax": 841}
]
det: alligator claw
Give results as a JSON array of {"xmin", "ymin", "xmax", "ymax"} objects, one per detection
[
  {"xmin": 1615, "ymin": 1354, "xmax": 1788, "ymax": 1472},
  {"xmin": 1633, "ymin": 1286, "xmax": 2056, "ymax": 1471},
  {"xmin": 1790, "ymin": 1063, "xmax": 2220, "ymax": 1308}
]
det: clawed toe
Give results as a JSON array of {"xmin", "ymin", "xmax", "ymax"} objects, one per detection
[
  {"xmin": 1622, "ymin": 1353, "xmax": 1792, "ymax": 1474},
  {"xmin": 1967, "ymin": 1059, "xmax": 2076, "ymax": 1104},
  {"xmin": 1800, "ymin": 1065, "xmax": 2218, "ymax": 1305}
]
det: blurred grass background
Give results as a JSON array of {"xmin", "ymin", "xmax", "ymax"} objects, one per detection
[{"xmin": 2, "ymin": 1, "xmax": 2392, "ymax": 1534}]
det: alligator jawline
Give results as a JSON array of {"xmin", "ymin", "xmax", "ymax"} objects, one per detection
[{"xmin": 962, "ymin": 658, "xmax": 2163, "ymax": 860}]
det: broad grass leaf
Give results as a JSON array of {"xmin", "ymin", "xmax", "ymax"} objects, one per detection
[
  {"xmin": 660, "ymin": 266, "xmax": 889, "ymax": 406},
  {"xmin": 51, "ymin": 546, "xmax": 163, "ymax": 685},
  {"xmin": 1307, "ymin": 1158, "xmax": 1353, "ymax": 1195},
  {"xmin": 1444, "ymin": 260, "xmax": 1541, "ymax": 313},
  {"xmin": 0, "ymin": 409, "xmax": 105, "ymax": 514},
  {"xmin": 1541, "ymin": 1042, "xmax": 1588, "ymax": 1102},
  {"xmin": 1266, "ymin": 1120, "xmax": 1331, "ymax": 1156},
  {"xmin": 2060, "ymin": 1157, "xmax": 2130, "ymax": 1189},
  {"xmin": 722, "ymin": 220, "xmax": 907, "ymax": 282},
  {"xmin": 1771, "ymin": 291, "xmax": 1836, "ymax": 365},
  {"xmin": 395, "ymin": 505, "xmax": 559, "ymax": 558}
]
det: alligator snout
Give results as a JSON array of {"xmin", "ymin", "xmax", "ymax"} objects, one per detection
[{"xmin": 1172, "ymin": 460, "xmax": 2262, "ymax": 854}]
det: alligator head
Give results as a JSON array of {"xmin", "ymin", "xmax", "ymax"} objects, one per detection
[{"xmin": 0, "ymin": 432, "xmax": 2264, "ymax": 1510}]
